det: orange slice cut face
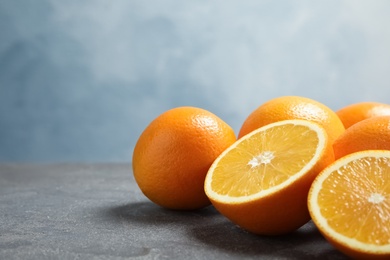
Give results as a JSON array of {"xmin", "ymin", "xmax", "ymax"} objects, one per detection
[
  {"xmin": 308, "ymin": 150, "xmax": 390, "ymax": 259},
  {"xmin": 204, "ymin": 119, "xmax": 334, "ymax": 235}
]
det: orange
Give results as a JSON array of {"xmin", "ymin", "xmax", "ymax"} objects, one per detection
[
  {"xmin": 132, "ymin": 106, "xmax": 236, "ymax": 210},
  {"xmin": 336, "ymin": 101, "xmax": 390, "ymax": 129},
  {"xmin": 308, "ymin": 150, "xmax": 390, "ymax": 259},
  {"xmin": 238, "ymin": 96, "xmax": 345, "ymax": 144},
  {"xmin": 333, "ymin": 116, "xmax": 390, "ymax": 160},
  {"xmin": 204, "ymin": 119, "xmax": 334, "ymax": 235}
]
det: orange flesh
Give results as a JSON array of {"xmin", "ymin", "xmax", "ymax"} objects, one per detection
[
  {"xmin": 211, "ymin": 124, "xmax": 319, "ymax": 197},
  {"xmin": 318, "ymin": 157, "xmax": 390, "ymax": 245}
]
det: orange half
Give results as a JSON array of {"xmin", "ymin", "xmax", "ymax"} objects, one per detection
[
  {"xmin": 308, "ymin": 150, "xmax": 390, "ymax": 259},
  {"xmin": 204, "ymin": 119, "xmax": 334, "ymax": 235}
]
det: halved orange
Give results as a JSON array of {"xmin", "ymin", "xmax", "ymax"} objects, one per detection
[
  {"xmin": 308, "ymin": 150, "xmax": 390, "ymax": 259},
  {"xmin": 204, "ymin": 119, "xmax": 334, "ymax": 235}
]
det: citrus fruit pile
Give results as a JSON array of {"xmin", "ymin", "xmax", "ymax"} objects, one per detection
[{"xmin": 132, "ymin": 96, "xmax": 390, "ymax": 259}]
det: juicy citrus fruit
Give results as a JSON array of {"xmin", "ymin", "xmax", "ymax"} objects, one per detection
[
  {"xmin": 333, "ymin": 116, "xmax": 390, "ymax": 160},
  {"xmin": 238, "ymin": 96, "xmax": 345, "ymax": 144},
  {"xmin": 336, "ymin": 101, "xmax": 390, "ymax": 129},
  {"xmin": 204, "ymin": 119, "xmax": 334, "ymax": 235},
  {"xmin": 132, "ymin": 106, "xmax": 236, "ymax": 210},
  {"xmin": 308, "ymin": 150, "xmax": 390, "ymax": 259}
]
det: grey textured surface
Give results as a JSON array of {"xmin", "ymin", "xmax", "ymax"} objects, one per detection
[{"xmin": 0, "ymin": 164, "xmax": 348, "ymax": 259}]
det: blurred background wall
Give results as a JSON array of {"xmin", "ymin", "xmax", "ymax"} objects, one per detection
[{"xmin": 1, "ymin": 0, "xmax": 390, "ymax": 162}]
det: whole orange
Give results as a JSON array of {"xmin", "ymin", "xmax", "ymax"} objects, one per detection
[
  {"xmin": 132, "ymin": 106, "xmax": 236, "ymax": 210},
  {"xmin": 336, "ymin": 101, "xmax": 390, "ymax": 129},
  {"xmin": 333, "ymin": 116, "xmax": 390, "ymax": 159},
  {"xmin": 238, "ymin": 96, "xmax": 345, "ymax": 144}
]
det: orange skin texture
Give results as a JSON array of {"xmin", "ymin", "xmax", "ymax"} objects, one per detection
[
  {"xmin": 321, "ymin": 231, "xmax": 390, "ymax": 260},
  {"xmin": 209, "ymin": 132, "xmax": 335, "ymax": 235},
  {"xmin": 132, "ymin": 106, "xmax": 236, "ymax": 210},
  {"xmin": 333, "ymin": 116, "xmax": 390, "ymax": 160},
  {"xmin": 238, "ymin": 96, "xmax": 345, "ymax": 144},
  {"xmin": 336, "ymin": 102, "xmax": 390, "ymax": 129}
]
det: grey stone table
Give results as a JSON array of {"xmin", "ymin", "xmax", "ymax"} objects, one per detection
[{"xmin": 0, "ymin": 163, "xmax": 348, "ymax": 259}]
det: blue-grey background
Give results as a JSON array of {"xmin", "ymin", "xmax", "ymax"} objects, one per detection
[{"xmin": 1, "ymin": 1, "xmax": 390, "ymax": 162}]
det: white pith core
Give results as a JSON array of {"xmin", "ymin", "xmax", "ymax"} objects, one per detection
[
  {"xmin": 368, "ymin": 193, "xmax": 385, "ymax": 204},
  {"xmin": 247, "ymin": 151, "xmax": 274, "ymax": 168}
]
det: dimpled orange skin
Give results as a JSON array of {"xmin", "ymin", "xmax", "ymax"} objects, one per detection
[
  {"xmin": 238, "ymin": 96, "xmax": 345, "ymax": 144},
  {"xmin": 333, "ymin": 116, "xmax": 390, "ymax": 160},
  {"xmin": 336, "ymin": 101, "xmax": 390, "ymax": 129},
  {"xmin": 132, "ymin": 107, "xmax": 237, "ymax": 210},
  {"xmin": 321, "ymin": 230, "xmax": 390, "ymax": 260}
]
